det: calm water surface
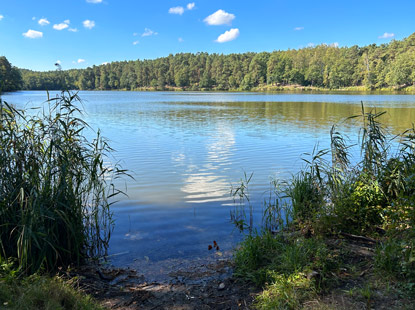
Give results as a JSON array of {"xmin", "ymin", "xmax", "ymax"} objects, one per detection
[{"xmin": 3, "ymin": 91, "xmax": 415, "ymax": 279}]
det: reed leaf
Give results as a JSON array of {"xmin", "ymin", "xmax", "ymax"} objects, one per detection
[{"xmin": 0, "ymin": 91, "xmax": 126, "ymax": 273}]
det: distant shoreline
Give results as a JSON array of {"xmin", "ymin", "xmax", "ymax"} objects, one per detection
[{"xmin": 12, "ymin": 84, "xmax": 415, "ymax": 94}]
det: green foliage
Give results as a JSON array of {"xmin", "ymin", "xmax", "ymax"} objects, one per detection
[
  {"xmin": 235, "ymin": 233, "xmax": 338, "ymax": 287},
  {"xmin": 199, "ymin": 70, "xmax": 214, "ymax": 89},
  {"xmin": 227, "ymin": 103, "xmax": 415, "ymax": 238},
  {"xmin": 349, "ymin": 177, "xmax": 384, "ymax": 222},
  {"xmin": 0, "ymin": 92, "xmax": 126, "ymax": 273},
  {"xmin": 262, "ymin": 180, "xmax": 293, "ymax": 233},
  {"xmin": 15, "ymin": 33, "xmax": 415, "ymax": 91},
  {"xmin": 234, "ymin": 232, "xmax": 284, "ymax": 285},
  {"xmin": 331, "ymin": 173, "xmax": 386, "ymax": 233},
  {"xmin": 0, "ymin": 257, "xmax": 101, "ymax": 309},
  {"xmin": 0, "ymin": 257, "xmax": 20, "ymax": 284},
  {"xmin": 174, "ymin": 67, "xmax": 190, "ymax": 88},
  {"xmin": 235, "ymin": 233, "xmax": 339, "ymax": 309},
  {"xmin": 0, "ymin": 273, "xmax": 102, "ymax": 310},
  {"xmin": 255, "ymin": 273, "xmax": 314, "ymax": 310},
  {"xmin": 0, "ymin": 56, "xmax": 22, "ymax": 92},
  {"xmin": 287, "ymin": 170, "xmax": 324, "ymax": 224},
  {"xmin": 234, "ymin": 104, "xmax": 415, "ymax": 308},
  {"xmin": 356, "ymin": 104, "xmax": 388, "ymax": 175},
  {"xmin": 375, "ymin": 237, "xmax": 415, "ymax": 287}
]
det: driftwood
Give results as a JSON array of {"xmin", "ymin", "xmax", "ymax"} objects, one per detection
[{"xmin": 340, "ymin": 232, "xmax": 377, "ymax": 244}]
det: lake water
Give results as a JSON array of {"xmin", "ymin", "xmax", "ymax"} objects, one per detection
[{"xmin": 3, "ymin": 91, "xmax": 415, "ymax": 279}]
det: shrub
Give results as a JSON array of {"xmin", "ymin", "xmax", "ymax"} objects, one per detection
[
  {"xmin": 375, "ymin": 237, "xmax": 415, "ymax": 285},
  {"xmin": 331, "ymin": 173, "xmax": 386, "ymax": 234}
]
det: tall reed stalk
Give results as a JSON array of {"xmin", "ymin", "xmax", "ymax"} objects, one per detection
[{"xmin": 0, "ymin": 91, "xmax": 126, "ymax": 273}]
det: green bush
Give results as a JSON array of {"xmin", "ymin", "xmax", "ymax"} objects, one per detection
[
  {"xmin": 0, "ymin": 92, "xmax": 125, "ymax": 273},
  {"xmin": 375, "ymin": 237, "xmax": 415, "ymax": 285},
  {"xmin": 331, "ymin": 173, "xmax": 386, "ymax": 234}
]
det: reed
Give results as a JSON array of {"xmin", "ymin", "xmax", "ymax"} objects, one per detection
[
  {"xmin": 0, "ymin": 91, "xmax": 126, "ymax": 273},
  {"xmin": 235, "ymin": 104, "xmax": 415, "ymax": 307}
]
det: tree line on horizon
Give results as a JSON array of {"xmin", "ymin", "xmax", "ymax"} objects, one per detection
[
  {"xmin": 2, "ymin": 33, "xmax": 415, "ymax": 92},
  {"xmin": 0, "ymin": 56, "xmax": 23, "ymax": 92}
]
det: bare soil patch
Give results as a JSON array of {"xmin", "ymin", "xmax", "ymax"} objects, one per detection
[{"xmin": 69, "ymin": 259, "xmax": 258, "ymax": 310}]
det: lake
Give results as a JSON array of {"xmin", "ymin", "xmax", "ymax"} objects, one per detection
[{"xmin": 3, "ymin": 91, "xmax": 415, "ymax": 280}]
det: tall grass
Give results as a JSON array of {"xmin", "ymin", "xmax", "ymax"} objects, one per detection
[
  {"xmin": 230, "ymin": 103, "xmax": 415, "ymax": 236},
  {"xmin": 0, "ymin": 91, "xmax": 126, "ymax": 273},
  {"xmin": 234, "ymin": 104, "xmax": 415, "ymax": 307},
  {"xmin": 260, "ymin": 103, "xmax": 415, "ymax": 234}
]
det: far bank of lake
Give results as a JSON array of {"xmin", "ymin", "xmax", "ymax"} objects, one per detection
[{"xmin": 72, "ymin": 84, "xmax": 415, "ymax": 94}]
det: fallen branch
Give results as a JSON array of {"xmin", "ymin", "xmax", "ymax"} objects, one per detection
[{"xmin": 340, "ymin": 232, "xmax": 377, "ymax": 244}]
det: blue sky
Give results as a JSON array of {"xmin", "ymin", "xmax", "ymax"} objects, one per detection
[{"xmin": 1, "ymin": 0, "xmax": 414, "ymax": 71}]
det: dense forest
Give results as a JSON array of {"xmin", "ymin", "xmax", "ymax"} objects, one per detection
[
  {"xmin": 3, "ymin": 33, "xmax": 415, "ymax": 92},
  {"xmin": 0, "ymin": 57, "xmax": 23, "ymax": 92}
]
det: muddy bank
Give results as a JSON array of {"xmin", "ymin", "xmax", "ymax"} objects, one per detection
[{"xmin": 69, "ymin": 258, "xmax": 258, "ymax": 310}]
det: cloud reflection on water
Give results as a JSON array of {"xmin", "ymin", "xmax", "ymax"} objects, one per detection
[{"xmin": 181, "ymin": 122, "xmax": 235, "ymax": 204}]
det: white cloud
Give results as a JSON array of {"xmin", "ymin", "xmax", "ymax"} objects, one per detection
[
  {"xmin": 187, "ymin": 2, "xmax": 195, "ymax": 10},
  {"xmin": 22, "ymin": 29, "xmax": 43, "ymax": 39},
  {"xmin": 133, "ymin": 40, "xmax": 139, "ymax": 45},
  {"xmin": 53, "ymin": 23, "xmax": 68, "ymax": 30},
  {"xmin": 83, "ymin": 20, "xmax": 95, "ymax": 29},
  {"xmin": 53, "ymin": 20, "xmax": 70, "ymax": 30},
  {"xmin": 294, "ymin": 27, "xmax": 304, "ymax": 31},
  {"xmin": 178, "ymin": 37, "xmax": 184, "ymax": 42},
  {"xmin": 204, "ymin": 9, "xmax": 235, "ymax": 26},
  {"xmin": 379, "ymin": 32, "xmax": 395, "ymax": 39},
  {"xmin": 0, "ymin": 15, "xmax": 4, "ymax": 21},
  {"xmin": 32, "ymin": 16, "xmax": 36, "ymax": 21},
  {"xmin": 142, "ymin": 28, "xmax": 157, "ymax": 37},
  {"xmin": 169, "ymin": 6, "xmax": 184, "ymax": 15},
  {"xmin": 68, "ymin": 28, "xmax": 78, "ymax": 32},
  {"xmin": 86, "ymin": 0, "xmax": 102, "ymax": 3},
  {"xmin": 38, "ymin": 18, "xmax": 50, "ymax": 26},
  {"xmin": 307, "ymin": 43, "xmax": 315, "ymax": 47},
  {"xmin": 56, "ymin": 60, "xmax": 61, "ymax": 64},
  {"xmin": 215, "ymin": 28, "xmax": 239, "ymax": 43},
  {"xmin": 77, "ymin": 59, "xmax": 85, "ymax": 63},
  {"xmin": 102, "ymin": 62, "xmax": 109, "ymax": 65}
]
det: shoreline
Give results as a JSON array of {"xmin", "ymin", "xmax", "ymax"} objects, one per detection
[
  {"xmin": 69, "ymin": 257, "xmax": 257, "ymax": 310},
  {"xmin": 12, "ymin": 85, "xmax": 415, "ymax": 94},
  {"xmin": 8, "ymin": 86, "xmax": 415, "ymax": 95}
]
